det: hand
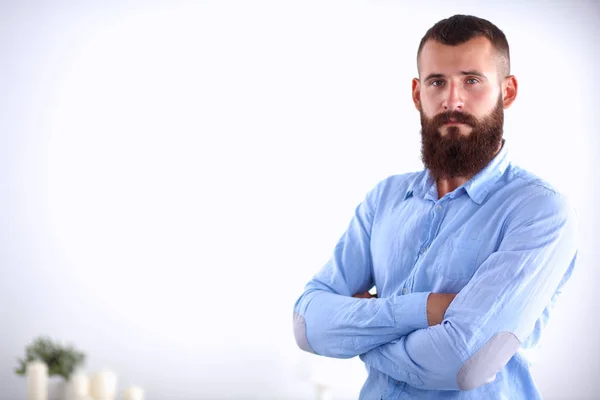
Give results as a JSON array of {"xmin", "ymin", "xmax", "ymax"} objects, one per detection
[
  {"xmin": 426, "ymin": 293, "xmax": 457, "ymax": 326},
  {"xmin": 353, "ymin": 291, "xmax": 377, "ymax": 299}
]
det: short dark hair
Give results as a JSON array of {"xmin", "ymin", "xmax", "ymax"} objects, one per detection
[{"xmin": 417, "ymin": 15, "xmax": 510, "ymax": 79}]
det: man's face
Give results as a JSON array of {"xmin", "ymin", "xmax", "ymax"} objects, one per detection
[{"xmin": 414, "ymin": 36, "xmax": 507, "ymax": 179}]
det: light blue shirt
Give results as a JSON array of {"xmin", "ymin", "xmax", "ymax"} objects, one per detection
[{"xmin": 293, "ymin": 140, "xmax": 578, "ymax": 399}]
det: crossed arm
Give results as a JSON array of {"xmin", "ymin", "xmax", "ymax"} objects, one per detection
[{"xmin": 293, "ymin": 185, "xmax": 578, "ymax": 391}]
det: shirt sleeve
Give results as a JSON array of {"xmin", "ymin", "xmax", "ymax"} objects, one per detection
[
  {"xmin": 359, "ymin": 188, "xmax": 578, "ymax": 390},
  {"xmin": 293, "ymin": 179, "xmax": 431, "ymax": 359}
]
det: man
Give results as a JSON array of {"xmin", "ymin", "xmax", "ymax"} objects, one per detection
[{"xmin": 293, "ymin": 14, "xmax": 578, "ymax": 399}]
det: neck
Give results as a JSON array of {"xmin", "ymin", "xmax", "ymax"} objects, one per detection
[
  {"xmin": 436, "ymin": 140, "xmax": 504, "ymax": 199},
  {"xmin": 436, "ymin": 176, "xmax": 469, "ymax": 199}
]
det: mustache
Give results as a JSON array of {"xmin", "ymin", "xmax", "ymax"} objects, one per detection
[{"xmin": 431, "ymin": 111, "xmax": 478, "ymax": 127}]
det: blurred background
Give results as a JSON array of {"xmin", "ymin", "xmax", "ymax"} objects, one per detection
[{"xmin": 1, "ymin": 0, "xmax": 598, "ymax": 399}]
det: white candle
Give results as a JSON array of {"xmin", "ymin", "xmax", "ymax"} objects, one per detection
[
  {"xmin": 67, "ymin": 373, "xmax": 89, "ymax": 397},
  {"xmin": 26, "ymin": 361, "xmax": 48, "ymax": 400},
  {"xmin": 123, "ymin": 386, "xmax": 144, "ymax": 400},
  {"xmin": 89, "ymin": 370, "xmax": 117, "ymax": 400}
]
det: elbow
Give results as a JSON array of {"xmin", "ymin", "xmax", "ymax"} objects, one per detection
[
  {"xmin": 456, "ymin": 332, "xmax": 521, "ymax": 390},
  {"xmin": 293, "ymin": 312, "xmax": 317, "ymax": 354}
]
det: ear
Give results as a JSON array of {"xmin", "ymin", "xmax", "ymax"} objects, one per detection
[
  {"xmin": 412, "ymin": 78, "xmax": 421, "ymax": 111},
  {"xmin": 502, "ymin": 75, "xmax": 518, "ymax": 109}
]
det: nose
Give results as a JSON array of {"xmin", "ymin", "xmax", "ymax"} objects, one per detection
[{"xmin": 442, "ymin": 82, "xmax": 464, "ymax": 112}]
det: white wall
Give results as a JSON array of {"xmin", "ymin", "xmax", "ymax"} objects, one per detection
[{"xmin": 1, "ymin": 1, "xmax": 598, "ymax": 399}]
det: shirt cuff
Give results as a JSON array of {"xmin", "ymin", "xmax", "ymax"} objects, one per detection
[{"xmin": 388, "ymin": 291, "xmax": 431, "ymax": 334}]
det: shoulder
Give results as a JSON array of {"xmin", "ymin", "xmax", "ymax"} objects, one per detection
[
  {"xmin": 501, "ymin": 163, "xmax": 577, "ymax": 225},
  {"xmin": 504, "ymin": 163, "xmax": 561, "ymax": 196}
]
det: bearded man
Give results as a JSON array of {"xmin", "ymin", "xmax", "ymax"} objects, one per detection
[{"xmin": 293, "ymin": 14, "xmax": 578, "ymax": 400}]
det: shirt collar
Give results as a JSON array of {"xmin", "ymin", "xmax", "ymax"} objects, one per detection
[{"xmin": 407, "ymin": 139, "xmax": 510, "ymax": 204}]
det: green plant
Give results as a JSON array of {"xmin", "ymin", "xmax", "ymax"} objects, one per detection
[{"xmin": 15, "ymin": 336, "xmax": 86, "ymax": 380}]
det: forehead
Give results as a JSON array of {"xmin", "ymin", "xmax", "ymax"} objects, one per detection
[{"xmin": 419, "ymin": 36, "xmax": 498, "ymax": 77}]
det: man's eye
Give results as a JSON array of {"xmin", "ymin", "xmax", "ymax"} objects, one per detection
[
  {"xmin": 466, "ymin": 78, "xmax": 479, "ymax": 84},
  {"xmin": 431, "ymin": 80, "xmax": 444, "ymax": 86}
]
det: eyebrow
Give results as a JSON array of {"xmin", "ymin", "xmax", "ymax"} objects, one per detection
[{"xmin": 423, "ymin": 70, "xmax": 487, "ymax": 82}]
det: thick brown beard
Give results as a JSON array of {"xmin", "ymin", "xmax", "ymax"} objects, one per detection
[{"xmin": 419, "ymin": 95, "xmax": 504, "ymax": 179}]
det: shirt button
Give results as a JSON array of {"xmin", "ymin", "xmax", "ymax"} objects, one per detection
[
  {"xmin": 402, "ymin": 288, "xmax": 409, "ymax": 295},
  {"xmin": 419, "ymin": 247, "xmax": 426, "ymax": 255},
  {"xmin": 435, "ymin": 204, "xmax": 442, "ymax": 211}
]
